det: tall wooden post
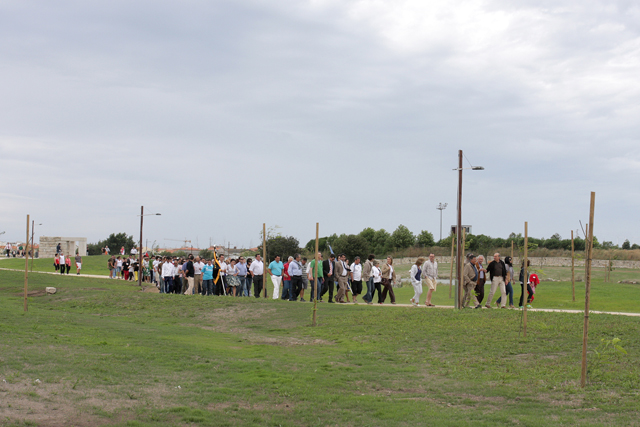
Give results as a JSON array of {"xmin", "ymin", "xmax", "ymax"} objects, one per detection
[
  {"xmin": 523, "ymin": 222, "xmax": 528, "ymax": 337},
  {"xmin": 571, "ymin": 230, "xmax": 575, "ymax": 302},
  {"xmin": 511, "ymin": 240, "xmax": 514, "ymax": 260},
  {"xmin": 24, "ymin": 215, "xmax": 30, "ymax": 312},
  {"xmin": 581, "ymin": 192, "xmax": 596, "ymax": 388},
  {"xmin": 138, "ymin": 206, "xmax": 144, "ymax": 287},
  {"xmin": 263, "ymin": 223, "xmax": 267, "ymax": 298},
  {"xmin": 584, "ymin": 224, "xmax": 589, "ymax": 283},
  {"xmin": 455, "ymin": 149, "xmax": 463, "ymax": 309},
  {"xmin": 312, "ymin": 223, "xmax": 319, "ymax": 327},
  {"xmin": 459, "ymin": 228, "xmax": 466, "ymax": 309},
  {"xmin": 30, "ymin": 220, "xmax": 35, "ymax": 272},
  {"xmin": 449, "ymin": 234, "xmax": 455, "ymax": 299}
]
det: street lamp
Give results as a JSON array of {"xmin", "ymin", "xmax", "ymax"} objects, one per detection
[
  {"xmin": 138, "ymin": 207, "xmax": 161, "ymax": 287},
  {"xmin": 453, "ymin": 150, "xmax": 484, "ymax": 309},
  {"xmin": 436, "ymin": 203, "xmax": 448, "ymax": 242}
]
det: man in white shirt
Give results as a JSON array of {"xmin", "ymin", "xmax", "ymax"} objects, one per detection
[
  {"xmin": 249, "ymin": 254, "xmax": 264, "ymax": 298},
  {"xmin": 193, "ymin": 256, "xmax": 205, "ymax": 295},
  {"xmin": 350, "ymin": 256, "xmax": 363, "ymax": 304},
  {"xmin": 218, "ymin": 255, "xmax": 227, "ymax": 296},
  {"xmin": 161, "ymin": 256, "xmax": 174, "ymax": 294},
  {"xmin": 131, "ymin": 247, "xmax": 138, "ymax": 256},
  {"xmin": 4, "ymin": 242, "xmax": 11, "ymax": 257}
]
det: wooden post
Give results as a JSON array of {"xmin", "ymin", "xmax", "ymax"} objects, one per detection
[
  {"xmin": 584, "ymin": 224, "xmax": 589, "ymax": 283},
  {"xmin": 24, "ymin": 215, "xmax": 30, "ymax": 312},
  {"xmin": 581, "ymin": 192, "xmax": 596, "ymax": 388},
  {"xmin": 138, "ymin": 206, "xmax": 144, "ymax": 287},
  {"xmin": 263, "ymin": 223, "xmax": 267, "ymax": 298},
  {"xmin": 511, "ymin": 240, "xmax": 514, "ymax": 260},
  {"xmin": 571, "ymin": 230, "xmax": 575, "ymax": 302},
  {"xmin": 459, "ymin": 228, "xmax": 466, "ymax": 309},
  {"xmin": 30, "ymin": 220, "xmax": 35, "ymax": 272},
  {"xmin": 523, "ymin": 222, "xmax": 528, "ymax": 337},
  {"xmin": 449, "ymin": 234, "xmax": 455, "ymax": 299},
  {"xmin": 312, "ymin": 223, "xmax": 319, "ymax": 327}
]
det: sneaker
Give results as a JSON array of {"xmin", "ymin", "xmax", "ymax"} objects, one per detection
[
  {"xmin": 410, "ymin": 299, "xmax": 417, "ymax": 307},
  {"xmin": 475, "ymin": 305, "xmax": 482, "ymax": 309},
  {"xmin": 300, "ymin": 298, "xmax": 306, "ymax": 302},
  {"xmin": 527, "ymin": 304, "xmax": 532, "ymax": 308}
]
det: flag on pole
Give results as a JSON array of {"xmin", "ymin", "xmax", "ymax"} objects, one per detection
[{"xmin": 328, "ymin": 244, "xmax": 334, "ymax": 255}]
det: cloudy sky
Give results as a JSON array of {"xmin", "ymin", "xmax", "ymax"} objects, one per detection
[{"xmin": 1, "ymin": 0, "xmax": 639, "ymax": 249}]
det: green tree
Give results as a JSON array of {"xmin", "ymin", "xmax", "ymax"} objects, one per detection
[
  {"xmin": 305, "ymin": 237, "xmax": 328, "ymax": 253},
  {"xmin": 622, "ymin": 239, "xmax": 631, "ymax": 250},
  {"xmin": 331, "ymin": 234, "xmax": 370, "ymax": 262},
  {"xmin": 372, "ymin": 229, "xmax": 391, "ymax": 254},
  {"xmin": 416, "ymin": 230, "xmax": 435, "ymax": 247},
  {"xmin": 88, "ymin": 233, "xmax": 136, "ymax": 255},
  {"xmin": 259, "ymin": 236, "xmax": 300, "ymax": 262},
  {"xmin": 358, "ymin": 227, "xmax": 376, "ymax": 247},
  {"xmin": 389, "ymin": 225, "xmax": 415, "ymax": 249}
]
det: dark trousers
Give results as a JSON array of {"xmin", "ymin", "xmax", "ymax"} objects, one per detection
[
  {"xmin": 380, "ymin": 279, "xmax": 395, "ymax": 303},
  {"xmin": 253, "ymin": 275, "xmax": 264, "ymax": 298},
  {"xmin": 351, "ymin": 280, "xmax": 362, "ymax": 296},
  {"xmin": 321, "ymin": 277, "xmax": 335, "ymax": 302},
  {"xmin": 173, "ymin": 276, "xmax": 182, "ymax": 294},
  {"xmin": 519, "ymin": 283, "xmax": 534, "ymax": 307},
  {"xmin": 373, "ymin": 282, "xmax": 382, "ymax": 303},
  {"xmin": 215, "ymin": 277, "xmax": 226, "ymax": 295},
  {"xmin": 475, "ymin": 278, "xmax": 486, "ymax": 305},
  {"xmin": 290, "ymin": 276, "xmax": 302, "ymax": 301}
]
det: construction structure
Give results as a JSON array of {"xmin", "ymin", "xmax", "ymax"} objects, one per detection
[{"xmin": 39, "ymin": 236, "xmax": 87, "ymax": 258}]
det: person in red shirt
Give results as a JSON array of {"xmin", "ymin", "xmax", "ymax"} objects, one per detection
[
  {"xmin": 282, "ymin": 256, "xmax": 292, "ymax": 300},
  {"xmin": 528, "ymin": 273, "xmax": 540, "ymax": 304}
]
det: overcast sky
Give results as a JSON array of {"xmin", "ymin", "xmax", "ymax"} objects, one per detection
[{"xmin": 1, "ymin": 0, "xmax": 639, "ymax": 249}]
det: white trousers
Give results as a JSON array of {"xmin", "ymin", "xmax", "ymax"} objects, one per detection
[
  {"xmin": 411, "ymin": 281, "xmax": 423, "ymax": 303},
  {"xmin": 486, "ymin": 276, "xmax": 506, "ymax": 307},
  {"xmin": 271, "ymin": 275, "xmax": 282, "ymax": 300}
]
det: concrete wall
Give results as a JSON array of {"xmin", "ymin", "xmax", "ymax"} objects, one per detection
[{"xmin": 40, "ymin": 236, "xmax": 87, "ymax": 258}]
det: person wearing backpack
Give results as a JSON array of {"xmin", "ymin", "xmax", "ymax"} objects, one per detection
[{"xmin": 409, "ymin": 257, "xmax": 425, "ymax": 306}]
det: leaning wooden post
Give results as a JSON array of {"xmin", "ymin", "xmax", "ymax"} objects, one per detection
[
  {"xmin": 523, "ymin": 222, "xmax": 528, "ymax": 337},
  {"xmin": 581, "ymin": 192, "xmax": 596, "ymax": 388},
  {"xmin": 312, "ymin": 223, "xmax": 319, "ymax": 327},
  {"xmin": 449, "ymin": 234, "xmax": 455, "ymax": 299},
  {"xmin": 30, "ymin": 220, "xmax": 35, "ymax": 272},
  {"xmin": 24, "ymin": 215, "xmax": 30, "ymax": 312},
  {"xmin": 459, "ymin": 228, "xmax": 466, "ymax": 309},
  {"xmin": 262, "ymin": 223, "xmax": 267, "ymax": 298},
  {"xmin": 571, "ymin": 230, "xmax": 575, "ymax": 302}
]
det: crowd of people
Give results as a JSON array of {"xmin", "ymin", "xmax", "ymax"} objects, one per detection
[
  {"xmin": 460, "ymin": 252, "xmax": 539, "ymax": 309},
  {"xmin": 102, "ymin": 251, "xmax": 445, "ymax": 305}
]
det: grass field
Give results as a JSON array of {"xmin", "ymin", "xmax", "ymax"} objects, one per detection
[{"xmin": 1, "ymin": 269, "xmax": 640, "ymax": 426}]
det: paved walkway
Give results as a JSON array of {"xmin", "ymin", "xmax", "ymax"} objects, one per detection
[{"xmin": 3, "ymin": 267, "xmax": 640, "ymax": 318}]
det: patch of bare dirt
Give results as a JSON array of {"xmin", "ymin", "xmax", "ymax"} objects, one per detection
[
  {"xmin": 142, "ymin": 285, "xmax": 159, "ymax": 293},
  {"xmin": 209, "ymin": 401, "xmax": 295, "ymax": 412},
  {"xmin": 0, "ymin": 378, "xmax": 174, "ymax": 426},
  {"xmin": 13, "ymin": 289, "xmax": 47, "ymax": 297}
]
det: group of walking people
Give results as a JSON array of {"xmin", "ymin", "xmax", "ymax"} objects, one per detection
[{"xmin": 461, "ymin": 252, "xmax": 539, "ymax": 309}]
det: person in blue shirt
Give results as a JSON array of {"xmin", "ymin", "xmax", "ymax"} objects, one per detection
[
  {"xmin": 202, "ymin": 260, "xmax": 214, "ymax": 296},
  {"xmin": 267, "ymin": 255, "xmax": 284, "ymax": 300}
]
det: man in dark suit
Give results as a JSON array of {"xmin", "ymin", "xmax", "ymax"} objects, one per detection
[{"xmin": 322, "ymin": 254, "xmax": 336, "ymax": 303}]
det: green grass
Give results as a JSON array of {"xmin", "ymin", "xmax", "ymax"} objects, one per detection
[
  {"xmin": 1, "ymin": 254, "xmax": 113, "ymax": 276},
  {"xmin": 1, "ymin": 270, "xmax": 640, "ymax": 426}
]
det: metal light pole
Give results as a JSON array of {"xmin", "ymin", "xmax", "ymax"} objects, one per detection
[
  {"xmin": 454, "ymin": 150, "xmax": 484, "ymax": 309},
  {"xmin": 138, "ymin": 207, "xmax": 161, "ymax": 287},
  {"xmin": 437, "ymin": 203, "xmax": 448, "ymax": 242}
]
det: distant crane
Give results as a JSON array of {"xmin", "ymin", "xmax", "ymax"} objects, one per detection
[{"xmin": 164, "ymin": 238, "xmax": 193, "ymax": 255}]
